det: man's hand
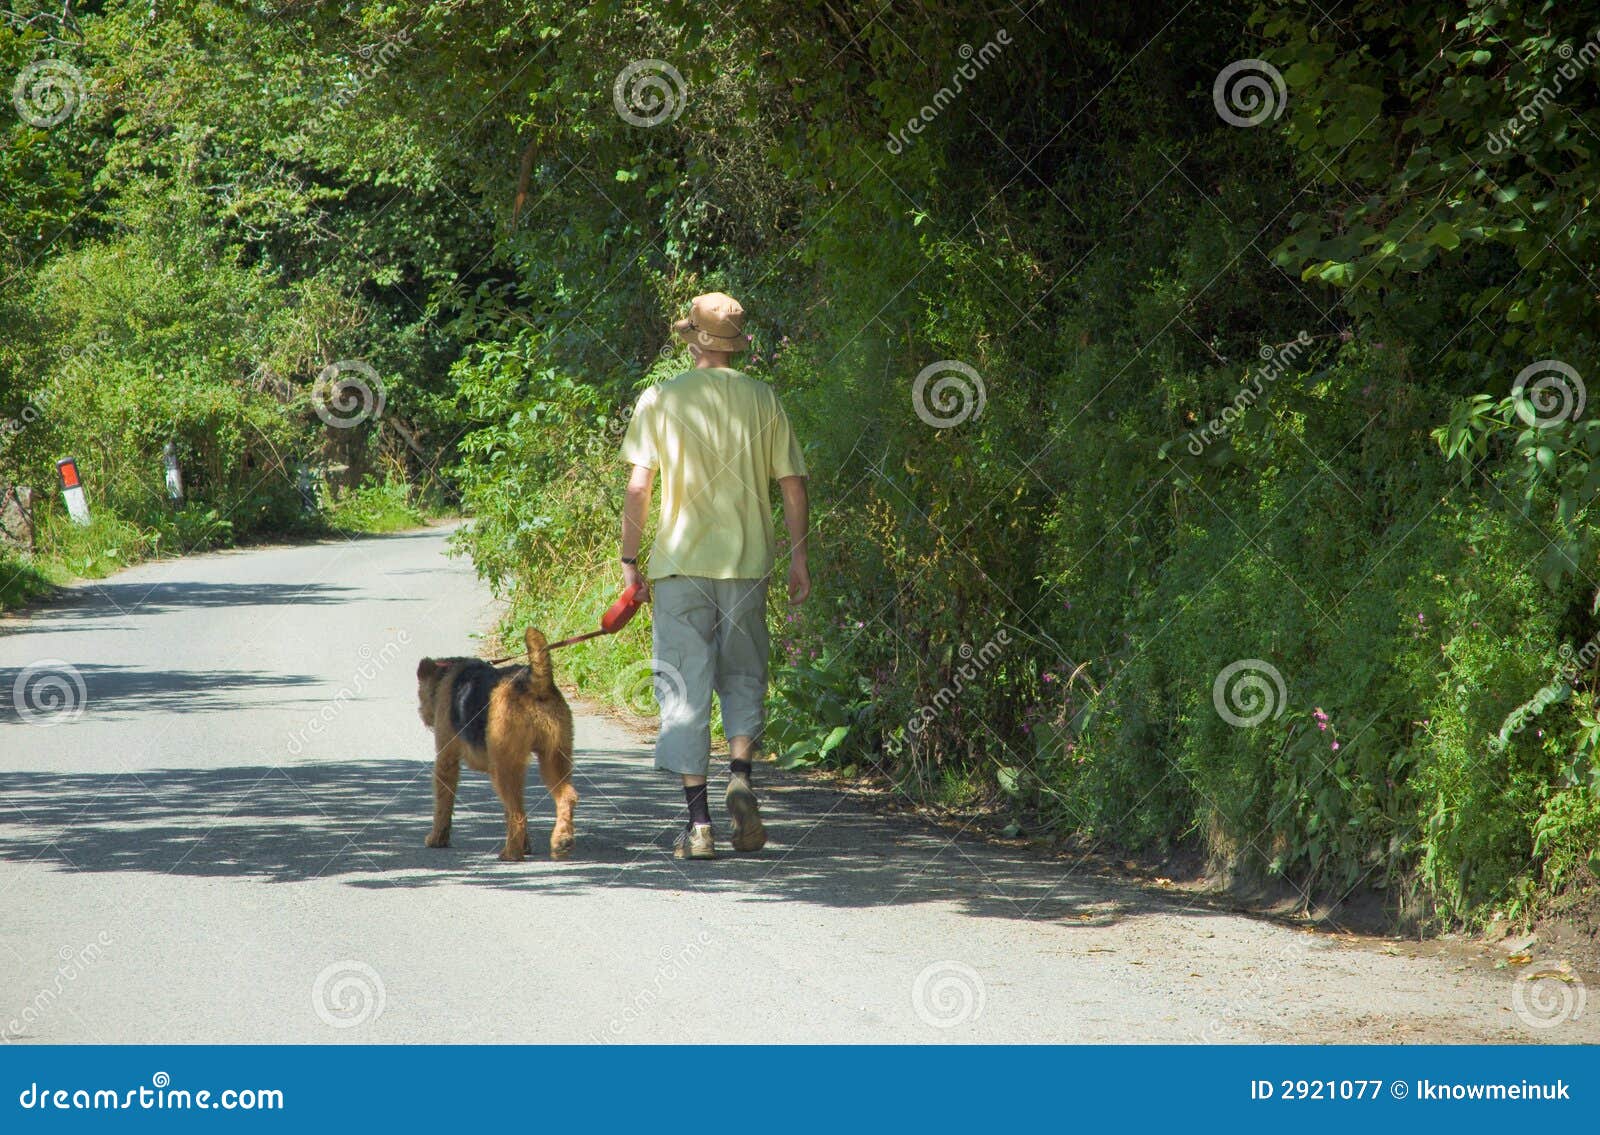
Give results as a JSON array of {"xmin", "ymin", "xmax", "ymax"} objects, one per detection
[
  {"xmin": 622, "ymin": 560, "xmax": 650, "ymax": 604},
  {"xmin": 787, "ymin": 556, "xmax": 810, "ymax": 604}
]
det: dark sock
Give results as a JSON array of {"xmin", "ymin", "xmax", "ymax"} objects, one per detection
[
  {"xmin": 730, "ymin": 758, "xmax": 753, "ymax": 785},
  {"xmin": 685, "ymin": 783, "xmax": 711, "ymax": 826}
]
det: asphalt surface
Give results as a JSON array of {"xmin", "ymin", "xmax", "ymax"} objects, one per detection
[{"xmin": 1, "ymin": 523, "xmax": 1592, "ymax": 1043}]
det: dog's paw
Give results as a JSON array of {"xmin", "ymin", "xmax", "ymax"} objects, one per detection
[
  {"xmin": 498, "ymin": 846, "xmax": 527, "ymax": 862},
  {"xmin": 550, "ymin": 828, "xmax": 575, "ymax": 860},
  {"xmin": 424, "ymin": 831, "xmax": 450, "ymax": 848}
]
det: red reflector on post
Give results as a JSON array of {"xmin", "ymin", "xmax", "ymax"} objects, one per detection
[{"xmin": 57, "ymin": 459, "xmax": 80, "ymax": 490}]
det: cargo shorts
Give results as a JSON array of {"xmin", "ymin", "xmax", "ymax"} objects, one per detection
[{"xmin": 649, "ymin": 575, "xmax": 770, "ymax": 777}]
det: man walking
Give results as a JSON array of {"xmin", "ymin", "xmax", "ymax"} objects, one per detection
[{"xmin": 619, "ymin": 292, "xmax": 810, "ymax": 859}]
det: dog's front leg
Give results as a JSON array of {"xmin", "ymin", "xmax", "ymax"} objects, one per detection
[{"xmin": 426, "ymin": 749, "xmax": 461, "ymax": 848}]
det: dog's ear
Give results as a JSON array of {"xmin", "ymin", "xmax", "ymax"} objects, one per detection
[{"xmin": 418, "ymin": 657, "xmax": 443, "ymax": 679}]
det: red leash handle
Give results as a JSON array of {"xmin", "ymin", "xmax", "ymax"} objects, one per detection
[
  {"xmin": 484, "ymin": 583, "xmax": 646, "ymax": 663},
  {"xmin": 599, "ymin": 581, "xmax": 646, "ymax": 633}
]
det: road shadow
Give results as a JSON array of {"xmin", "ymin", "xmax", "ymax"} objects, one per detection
[
  {"xmin": 14, "ymin": 580, "xmax": 364, "ymax": 623},
  {"xmin": 0, "ymin": 663, "xmax": 323, "ymax": 722},
  {"xmin": 0, "ymin": 745, "xmax": 1202, "ymax": 927},
  {"xmin": 1, "ymin": 532, "xmax": 458, "ymax": 626}
]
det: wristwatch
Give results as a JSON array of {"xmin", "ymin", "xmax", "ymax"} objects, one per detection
[{"xmin": 620, "ymin": 555, "xmax": 638, "ymax": 565}]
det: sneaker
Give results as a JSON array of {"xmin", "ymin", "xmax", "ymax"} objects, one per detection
[
  {"xmin": 674, "ymin": 822, "xmax": 716, "ymax": 860},
  {"xmin": 725, "ymin": 775, "xmax": 767, "ymax": 852}
]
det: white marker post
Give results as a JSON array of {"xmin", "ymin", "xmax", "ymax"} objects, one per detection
[
  {"xmin": 296, "ymin": 462, "xmax": 317, "ymax": 514},
  {"xmin": 163, "ymin": 441, "xmax": 184, "ymax": 504},
  {"xmin": 56, "ymin": 458, "xmax": 91, "ymax": 526}
]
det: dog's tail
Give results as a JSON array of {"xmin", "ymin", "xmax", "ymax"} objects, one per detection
[{"xmin": 524, "ymin": 627, "xmax": 556, "ymax": 697}]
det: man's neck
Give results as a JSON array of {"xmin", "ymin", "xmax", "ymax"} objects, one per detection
[{"xmin": 693, "ymin": 351, "xmax": 736, "ymax": 369}]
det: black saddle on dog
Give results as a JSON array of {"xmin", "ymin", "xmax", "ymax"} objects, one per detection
[{"xmin": 449, "ymin": 660, "xmax": 504, "ymax": 749}]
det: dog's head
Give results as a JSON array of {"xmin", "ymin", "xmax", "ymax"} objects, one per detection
[{"xmin": 416, "ymin": 657, "xmax": 453, "ymax": 728}]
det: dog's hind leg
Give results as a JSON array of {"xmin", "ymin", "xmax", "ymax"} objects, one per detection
[
  {"xmin": 537, "ymin": 728, "xmax": 578, "ymax": 860},
  {"xmin": 426, "ymin": 746, "xmax": 461, "ymax": 848},
  {"xmin": 491, "ymin": 756, "xmax": 530, "ymax": 862}
]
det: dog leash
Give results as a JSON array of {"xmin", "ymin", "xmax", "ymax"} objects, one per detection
[{"xmin": 483, "ymin": 583, "xmax": 646, "ymax": 665}]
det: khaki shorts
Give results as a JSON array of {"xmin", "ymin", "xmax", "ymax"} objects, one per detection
[{"xmin": 650, "ymin": 575, "xmax": 770, "ymax": 777}]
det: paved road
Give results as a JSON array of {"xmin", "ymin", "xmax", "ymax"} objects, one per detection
[{"xmin": 0, "ymin": 524, "xmax": 1591, "ymax": 1043}]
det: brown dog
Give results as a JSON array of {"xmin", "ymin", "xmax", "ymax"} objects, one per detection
[{"xmin": 415, "ymin": 628, "xmax": 577, "ymax": 860}]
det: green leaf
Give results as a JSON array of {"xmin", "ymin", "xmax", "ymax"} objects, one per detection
[
  {"xmin": 1315, "ymin": 261, "xmax": 1355, "ymax": 286},
  {"xmin": 776, "ymin": 740, "xmax": 813, "ymax": 770}
]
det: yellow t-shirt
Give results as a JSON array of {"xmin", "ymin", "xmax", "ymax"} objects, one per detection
[{"xmin": 620, "ymin": 367, "xmax": 807, "ymax": 580}]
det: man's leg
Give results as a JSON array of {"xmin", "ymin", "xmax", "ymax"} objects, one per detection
[
  {"xmin": 714, "ymin": 578, "xmax": 770, "ymax": 851},
  {"xmin": 678, "ymin": 772, "xmax": 713, "ymax": 860},
  {"xmin": 651, "ymin": 576, "xmax": 718, "ymax": 859}
]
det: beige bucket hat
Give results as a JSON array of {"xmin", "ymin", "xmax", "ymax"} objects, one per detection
[{"xmin": 673, "ymin": 292, "xmax": 750, "ymax": 352}]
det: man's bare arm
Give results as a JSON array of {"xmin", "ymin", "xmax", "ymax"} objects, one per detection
[
  {"xmin": 622, "ymin": 464, "xmax": 654, "ymax": 599},
  {"xmin": 779, "ymin": 474, "xmax": 810, "ymax": 604}
]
